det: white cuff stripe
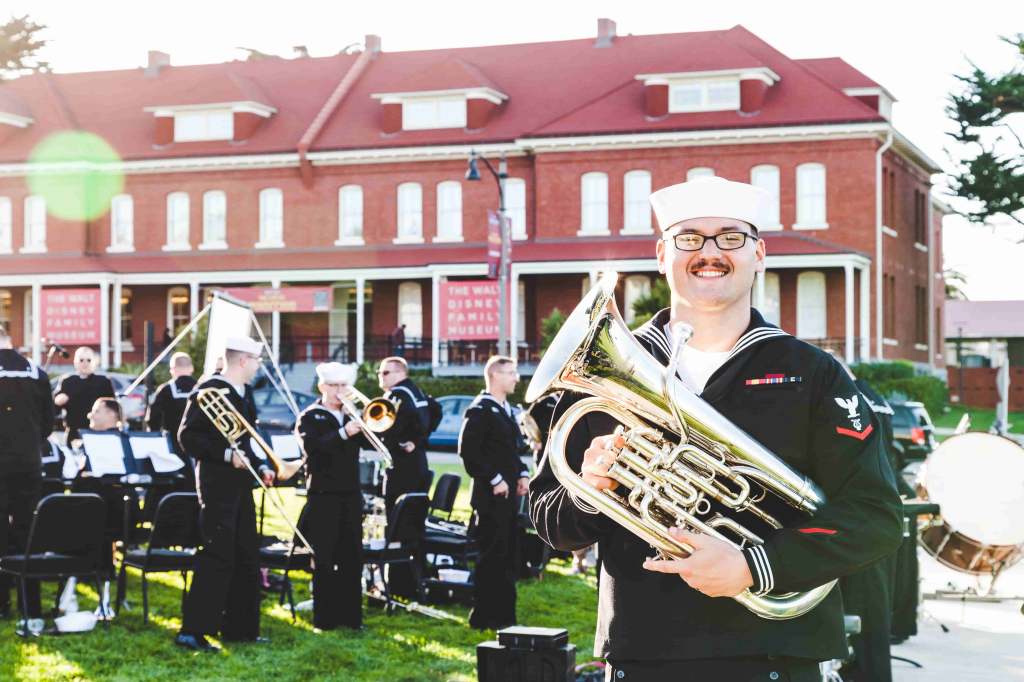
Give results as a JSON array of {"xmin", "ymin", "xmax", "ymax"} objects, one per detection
[
  {"xmin": 747, "ymin": 546, "xmax": 767, "ymax": 594},
  {"xmin": 338, "ymin": 428, "xmax": 348, "ymax": 440},
  {"xmin": 753, "ymin": 545, "xmax": 774, "ymax": 593},
  {"xmin": 489, "ymin": 474, "xmax": 503, "ymax": 486}
]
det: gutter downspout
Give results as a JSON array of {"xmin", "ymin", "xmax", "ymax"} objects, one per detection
[
  {"xmin": 927, "ymin": 194, "xmax": 935, "ymax": 370},
  {"xmin": 297, "ymin": 37, "xmax": 380, "ymax": 187},
  {"xmin": 875, "ymin": 128, "xmax": 894, "ymax": 361}
]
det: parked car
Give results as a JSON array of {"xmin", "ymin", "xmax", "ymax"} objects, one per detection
[
  {"xmin": 252, "ymin": 385, "xmax": 317, "ymax": 430},
  {"xmin": 890, "ymin": 400, "xmax": 937, "ymax": 467},
  {"xmin": 428, "ymin": 394, "xmax": 474, "ymax": 451}
]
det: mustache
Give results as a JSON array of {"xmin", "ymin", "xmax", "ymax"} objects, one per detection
[{"xmin": 688, "ymin": 257, "xmax": 731, "ymax": 272}]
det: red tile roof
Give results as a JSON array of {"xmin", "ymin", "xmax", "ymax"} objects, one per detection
[
  {"xmin": 761, "ymin": 232, "xmax": 867, "ymax": 257},
  {"xmin": 796, "ymin": 57, "xmax": 881, "ymax": 90},
  {"xmin": 0, "ymin": 25, "xmax": 886, "ymax": 164}
]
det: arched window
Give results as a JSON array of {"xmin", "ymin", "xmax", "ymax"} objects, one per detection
[
  {"xmin": 396, "ymin": 182, "xmax": 423, "ymax": 242},
  {"xmin": 337, "ymin": 185, "xmax": 363, "ymax": 244},
  {"xmin": 109, "ymin": 194, "xmax": 134, "ymax": 251},
  {"xmin": 167, "ymin": 287, "xmax": 190, "ymax": 334},
  {"xmin": 687, "ymin": 167, "xmax": 714, "ymax": 181},
  {"xmin": 505, "ymin": 178, "xmax": 527, "ymax": 240},
  {"xmin": 22, "ymin": 195, "xmax": 46, "ymax": 253},
  {"xmin": 397, "ymin": 281, "xmax": 423, "ymax": 337},
  {"xmin": 762, "ymin": 272, "xmax": 781, "ymax": 326},
  {"xmin": 579, "ymin": 172, "xmax": 609, "ymax": 235},
  {"xmin": 750, "ymin": 165, "xmax": 781, "ymax": 230},
  {"xmin": 623, "ymin": 275, "xmax": 652, "ymax": 325},
  {"xmin": 796, "ymin": 163, "xmax": 828, "ymax": 228},
  {"xmin": 202, "ymin": 190, "xmax": 227, "ymax": 248},
  {"xmin": 257, "ymin": 188, "xmax": 283, "ymax": 247},
  {"xmin": 435, "ymin": 181, "xmax": 463, "ymax": 241},
  {"xmin": 796, "ymin": 271, "xmax": 827, "ymax": 339},
  {"xmin": 165, "ymin": 192, "xmax": 189, "ymax": 249},
  {"xmin": 623, "ymin": 170, "xmax": 652, "ymax": 234}
]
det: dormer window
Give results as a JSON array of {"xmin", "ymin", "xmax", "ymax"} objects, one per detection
[
  {"xmin": 637, "ymin": 68, "xmax": 780, "ymax": 117},
  {"xmin": 670, "ymin": 79, "xmax": 740, "ymax": 113},
  {"xmin": 174, "ymin": 109, "xmax": 233, "ymax": 142},
  {"xmin": 403, "ymin": 97, "xmax": 466, "ymax": 130}
]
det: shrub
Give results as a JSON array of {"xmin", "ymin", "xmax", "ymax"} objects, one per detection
[
  {"xmin": 851, "ymin": 361, "xmax": 948, "ymax": 416},
  {"xmin": 540, "ymin": 308, "xmax": 566, "ymax": 353}
]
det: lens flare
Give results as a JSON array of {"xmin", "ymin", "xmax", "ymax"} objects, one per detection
[{"xmin": 27, "ymin": 131, "xmax": 124, "ymax": 222}]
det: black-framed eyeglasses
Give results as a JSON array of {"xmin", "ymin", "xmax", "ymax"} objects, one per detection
[
  {"xmin": 663, "ymin": 231, "xmax": 757, "ymax": 252},
  {"xmin": 377, "ymin": 370, "xmax": 391, "ymax": 376}
]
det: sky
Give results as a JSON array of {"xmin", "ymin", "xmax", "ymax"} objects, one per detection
[{"xmin": 8, "ymin": 0, "xmax": 1024, "ymax": 300}]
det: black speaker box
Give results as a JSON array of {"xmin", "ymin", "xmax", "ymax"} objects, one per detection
[{"xmin": 477, "ymin": 641, "xmax": 576, "ymax": 682}]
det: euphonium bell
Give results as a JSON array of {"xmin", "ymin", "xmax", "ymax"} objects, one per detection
[{"xmin": 526, "ymin": 272, "xmax": 836, "ymax": 620}]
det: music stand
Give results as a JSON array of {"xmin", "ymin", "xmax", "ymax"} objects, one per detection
[{"xmin": 256, "ymin": 428, "xmax": 304, "ymax": 535}]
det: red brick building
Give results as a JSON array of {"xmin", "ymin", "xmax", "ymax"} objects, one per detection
[{"xmin": 0, "ymin": 21, "xmax": 945, "ymax": 373}]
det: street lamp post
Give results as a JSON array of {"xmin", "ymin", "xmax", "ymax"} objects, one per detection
[{"xmin": 466, "ymin": 151, "xmax": 510, "ymax": 357}]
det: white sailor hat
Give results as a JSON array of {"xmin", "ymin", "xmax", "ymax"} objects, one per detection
[
  {"xmin": 223, "ymin": 336, "xmax": 263, "ymax": 356},
  {"xmin": 649, "ymin": 176, "xmax": 774, "ymax": 232},
  {"xmin": 315, "ymin": 362, "xmax": 357, "ymax": 384}
]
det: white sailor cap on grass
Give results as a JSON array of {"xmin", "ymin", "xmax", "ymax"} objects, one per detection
[
  {"xmin": 315, "ymin": 361, "xmax": 357, "ymax": 385},
  {"xmin": 223, "ymin": 336, "xmax": 263, "ymax": 356},
  {"xmin": 649, "ymin": 176, "xmax": 774, "ymax": 232}
]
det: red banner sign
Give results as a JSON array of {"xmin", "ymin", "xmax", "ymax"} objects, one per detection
[
  {"xmin": 439, "ymin": 281, "xmax": 506, "ymax": 340},
  {"xmin": 220, "ymin": 287, "xmax": 331, "ymax": 313},
  {"xmin": 486, "ymin": 210, "xmax": 511, "ymax": 280},
  {"xmin": 41, "ymin": 288, "xmax": 101, "ymax": 345}
]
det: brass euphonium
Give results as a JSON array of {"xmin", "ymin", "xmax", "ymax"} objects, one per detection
[{"xmin": 526, "ymin": 273, "xmax": 836, "ymax": 620}]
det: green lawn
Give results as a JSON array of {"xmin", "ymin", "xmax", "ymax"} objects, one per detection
[
  {"xmin": 931, "ymin": 405, "xmax": 1024, "ymax": 435},
  {"xmin": 0, "ymin": 471, "xmax": 598, "ymax": 681}
]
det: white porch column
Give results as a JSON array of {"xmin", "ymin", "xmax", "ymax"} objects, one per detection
[
  {"xmin": 270, "ymin": 278, "xmax": 281, "ymax": 361},
  {"xmin": 99, "ymin": 279, "xmax": 110, "ymax": 369},
  {"xmin": 355, "ymin": 278, "xmax": 365, "ymax": 364},
  {"xmin": 509, "ymin": 267, "xmax": 520, "ymax": 362},
  {"xmin": 189, "ymin": 281, "xmax": 200, "ymax": 338},
  {"xmin": 112, "ymin": 280, "xmax": 123, "ymax": 368},
  {"xmin": 755, "ymin": 270, "xmax": 766, "ymax": 312},
  {"xmin": 860, "ymin": 264, "xmax": 871, "ymax": 361},
  {"xmin": 588, "ymin": 269, "xmax": 600, "ymax": 287},
  {"xmin": 844, "ymin": 263, "xmax": 854, "ymax": 365},
  {"xmin": 31, "ymin": 283, "xmax": 41, "ymax": 365},
  {"xmin": 431, "ymin": 273, "xmax": 441, "ymax": 371}
]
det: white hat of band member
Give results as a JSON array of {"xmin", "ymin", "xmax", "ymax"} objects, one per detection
[
  {"xmin": 224, "ymin": 336, "xmax": 263, "ymax": 356},
  {"xmin": 315, "ymin": 361, "xmax": 357, "ymax": 385},
  {"xmin": 648, "ymin": 176, "xmax": 774, "ymax": 232}
]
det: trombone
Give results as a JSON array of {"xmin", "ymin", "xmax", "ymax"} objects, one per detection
[
  {"xmin": 333, "ymin": 387, "xmax": 397, "ymax": 468},
  {"xmin": 194, "ymin": 387, "xmax": 314, "ymax": 555}
]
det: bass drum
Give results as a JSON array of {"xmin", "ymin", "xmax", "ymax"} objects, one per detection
[{"xmin": 918, "ymin": 432, "xmax": 1024, "ymax": 575}]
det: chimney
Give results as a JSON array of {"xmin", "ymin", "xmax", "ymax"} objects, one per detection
[
  {"xmin": 145, "ymin": 50, "xmax": 170, "ymax": 78},
  {"xmin": 293, "ymin": 45, "xmax": 310, "ymax": 58},
  {"xmin": 364, "ymin": 34, "xmax": 382, "ymax": 57},
  {"xmin": 595, "ymin": 18, "xmax": 616, "ymax": 48}
]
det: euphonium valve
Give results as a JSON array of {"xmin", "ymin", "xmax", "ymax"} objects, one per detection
[{"xmin": 526, "ymin": 272, "xmax": 836, "ymax": 621}]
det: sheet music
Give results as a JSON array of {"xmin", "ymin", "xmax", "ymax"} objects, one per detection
[
  {"xmin": 270, "ymin": 434, "xmax": 302, "ymax": 462},
  {"xmin": 61, "ymin": 445, "xmax": 81, "ymax": 479},
  {"xmin": 80, "ymin": 432, "xmax": 127, "ymax": 476},
  {"xmin": 128, "ymin": 435, "xmax": 185, "ymax": 473}
]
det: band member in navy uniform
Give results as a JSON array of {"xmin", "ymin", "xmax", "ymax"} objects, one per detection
[
  {"xmin": 295, "ymin": 362, "xmax": 366, "ymax": 630},
  {"xmin": 175, "ymin": 336, "xmax": 274, "ymax": 652},
  {"xmin": 147, "ymin": 352, "xmax": 197, "ymax": 449},
  {"xmin": 0, "ymin": 325, "xmax": 53, "ymax": 632},
  {"xmin": 460, "ymin": 355, "xmax": 530, "ymax": 630},
  {"xmin": 54, "ymin": 347, "xmax": 115, "ymax": 443},
  {"xmin": 530, "ymin": 177, "xmax": 902, "ymax": 681},
  {"xmin": 376, "ymin": 356, "xmax": 431, "ymax": 519}
]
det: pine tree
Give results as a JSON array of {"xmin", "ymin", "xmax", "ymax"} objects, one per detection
[{"xmin": 946, "ymin": 34, "xmax": 1024, "ymax": 233}]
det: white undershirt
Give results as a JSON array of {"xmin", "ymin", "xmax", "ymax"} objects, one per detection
[{"xmin": 665, "ymin": 324, "xmax": 730, "ymax": 393}]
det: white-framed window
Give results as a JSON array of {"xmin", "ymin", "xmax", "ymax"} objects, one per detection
[
  {"xmin": 579, "ymin": 172, "xmax": 609, "ymax": 235},
  {"xmin": 173, "ymin": 110, "xmax": 233, "ymax": 142},
  {"xmin": 669, "ymin": 79, "xmax": 740, "ymax": 113},
  {"xmin": 687, "ymin": 167, "xmax": 714, "ymax": 181},
  {"xmin": 795, "ymin": 163, "xmax": 828, "ymax": 229},
  {"xmin": 623, "ymin": 274, "xmax": 652, "ymax": 325},
  {"xmin": 395, "ymin": 182, "xmax": 423, "ymax": 243},
  {"xmin": 336, "ymin": 185, "xmax": 364, "ymax": 245},
  {"xmin": 200, "ymin": 190, "xmax": 227, "ymax": 249},
  {"xmin": 164, "ymin": 192, "xmax": 190, "ymax": 250},
  {"xmin": 623, "ymin": 170, "xmax": 652, "ymax": 234},
  {"xmin": 397, "ymin": 281, "xmax": 423, "ymax": 337},
  {"xmin": 167, "ymin": 286, "xmax": 190, "ymax": 334},
  {"xmin": 23, "ymin": 289, "xmax": 33, "ymax": 345},
  {"xmin": 750, "ymin": 165, "xmax": 782, "ymax": 230},
  {"xmin": 504, "ymin": 178, "xmax": 527, "ymax": 240},
  {"xmin": 435, "ymin": 181, "xmax": 463, "ymax": 242},
  {"xmin": 0, "ymin": 289, "xmax": 10, "ymax": 332},
  {"xmin": 516, "ymin": 279, "xmax": 527, "ymax": 343},
  {"xmin": 120, "ymin": 287, "xmax": 133, "ymax": 345},
  {"xmin": 762, "ymin": 272, "xmax": 781, "ymax": 326},
  {"xmin": 0, "ymin": 197, "xmax": 11, "ymax": 253},
  {"xmin": 257, "ymin": 188, "xmax": 284, "ymax": 248},
  {"xmin": 21, "ymin": 195, "xmax": 46, "ymax": 253},
  {"xmin": 108, "ymin": 194, "xmax": 134, "ymax": 252},
  {"xmin": 402, "ymin": 97, "xmax": 466, "ymax": 130},
  {"xmin": 796, "ymin": 271, "xmax": 827, "ymax": 339}
]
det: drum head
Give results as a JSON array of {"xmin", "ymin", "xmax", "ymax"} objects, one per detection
[{"xmin": 922, "ymin": 433, "xmax": 1024, "ymax": 546}]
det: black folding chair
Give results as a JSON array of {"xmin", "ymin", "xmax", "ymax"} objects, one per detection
[
  {"xmin": 115, "ymin": 492, "xmax": 200, "ymax": 623},
  {"xmin": 363, "ymin": 492, "xmax": 428, "ymax": 614},
  {"xmin": 0, "ymin": 493, "xmax": 106, "ymax": 636},
  {"xmin": 258, "ymin": 503, "xmax": 313, "ymax": 621},
  {"xmin": 429, "ymin": 473, "xmax": 461, "ymax": 522}
]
